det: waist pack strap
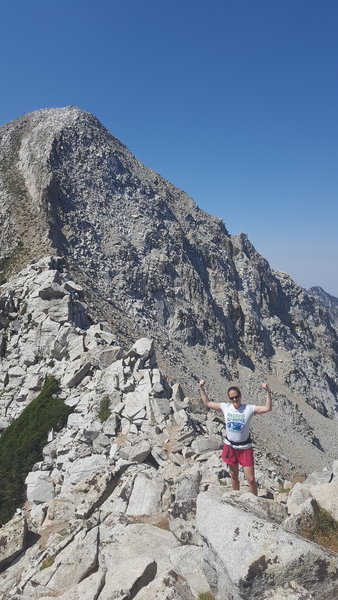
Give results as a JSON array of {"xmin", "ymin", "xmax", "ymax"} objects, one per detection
[{"xmin": 225, "ymin": 435, "xmax": 252, "ymax": 447}]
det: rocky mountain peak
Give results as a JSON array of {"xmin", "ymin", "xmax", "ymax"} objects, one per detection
[
  {"xmin": 1, "ymin": 106, "xmax": 338, "ymax": 462},
  {"xmin": 0, "ymin": 107, "xmax": 338, "ymax": 599}
]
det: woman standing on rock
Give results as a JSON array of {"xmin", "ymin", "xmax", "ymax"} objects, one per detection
[{"xmin": 198, "ymin": 380, "xmax": 272, "ymax": 495}]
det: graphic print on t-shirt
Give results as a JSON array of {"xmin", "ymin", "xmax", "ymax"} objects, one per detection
[{"xmin": 227, "ymin": 410, "xmax": 245, "ymax": 432}]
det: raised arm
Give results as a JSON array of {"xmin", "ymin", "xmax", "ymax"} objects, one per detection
[
  {"xmin": 198, "ymin": 379, "xmax": 221, "ymax": 411},
  {"xmin": 254, "ymin": 382, "xmax": 272, "ymax": 414}
]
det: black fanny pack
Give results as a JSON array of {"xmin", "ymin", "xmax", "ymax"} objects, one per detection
[{"xmin": 225, "ymin": 435, "xmax": 252, "ymax": 446}]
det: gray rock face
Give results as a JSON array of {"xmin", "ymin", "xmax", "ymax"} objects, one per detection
[
  {"xmin": 25, "ymin": 471, "xmax": 55, "ymax": 504},
  {"xmin": 308, "ymin": 286, "xmax": 338, "ymax": 327},
  {"xmin": 261, "ymin": 582, "xmax": 316, "ymax": 599},
  {"xmin": 0, "ymin": 514, "xmax": 27, "ymax": 572},
  {"xmin": 283, "ymin": 498, "xmax": 319, "ymax": 534},
  {"xmin": 196, "ymin": 489, "xmax": 338, "ymax": 600},
  {"xmin": 286, "ymin": 473, "xmax": 338, "ymax": 522}
]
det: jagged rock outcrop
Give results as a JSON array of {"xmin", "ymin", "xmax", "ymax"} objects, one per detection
[
  {"xmin": 308, "ymin": 285, "xmax": 338, "ymax": 327},
  {"xmin": 286, "ymin": 465, "xmax": 338, "ymax": 522},
  {"xmin": 0, "ymin": 257, "xmax": 226, "ymax": 598},
  {"xmin": 196, "ymin": 488, "xmax": 338, "ymax": 600},
  {"xmin": 0, "ymin": 258, "xmax": 337, "ymax": 599},
  {"xmin": 0, "ymin": 514, "xmax": 27, "ymax": 572}
]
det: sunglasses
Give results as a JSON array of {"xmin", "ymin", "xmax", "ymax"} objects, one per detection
[{"xmin": 229, "ymin": 395, "xmax": 240, "ymax": 401}]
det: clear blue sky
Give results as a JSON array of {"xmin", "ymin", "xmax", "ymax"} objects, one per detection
[{"xmin": 2, "ymin": 0, "xmax": 337, "ymax": 296}]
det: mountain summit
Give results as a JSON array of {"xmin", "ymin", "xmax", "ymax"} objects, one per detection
[{"xmin": 0, "ymin": 106, "xmax": 337, "ymax": 474}]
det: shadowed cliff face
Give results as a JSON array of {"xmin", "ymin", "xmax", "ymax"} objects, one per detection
[{"xmin": 0, "ymin": 107, "xmax": 337, "ymax": 429}]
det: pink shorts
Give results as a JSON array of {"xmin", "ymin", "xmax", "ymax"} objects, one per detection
[{"xmin": 221, "ymin": 444, "xmax": 254, "ymax": 467}]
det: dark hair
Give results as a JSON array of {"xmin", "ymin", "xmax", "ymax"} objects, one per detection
[{"xmin": 227, "ymin": 386, "xmax": 241, "ymax": 397}]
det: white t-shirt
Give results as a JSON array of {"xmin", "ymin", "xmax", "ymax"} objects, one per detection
[{"xmin": 220, "ymin": 403, "xmax": 255, "ymax": 449}]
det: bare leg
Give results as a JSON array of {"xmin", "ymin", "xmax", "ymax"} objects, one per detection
[
  {"xmin": 228, "ymin": 464, "xmax": 240, "ymax": 491},
  {"xmin": 243, "ymin": 465, "xmax": 257, "ymax": 495}
]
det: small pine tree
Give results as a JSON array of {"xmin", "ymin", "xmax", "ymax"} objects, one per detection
[{"xmin": 0, "ymin": 376, "xmax": 73, "ymax": 525}]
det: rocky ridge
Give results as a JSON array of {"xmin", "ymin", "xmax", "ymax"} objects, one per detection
[
  {"xmin": 308, "ymin": 286, "xmax": 338, "ymax": 328},
  {"xmin": 0, "ymin": 107, "xmax": 337, "ymax": 477},
  {"xmin": 0, "ymin": 257, "xmax": 337, "ymax": 600}
]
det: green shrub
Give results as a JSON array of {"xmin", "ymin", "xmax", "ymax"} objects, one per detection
[
  {"xmin": 301, "ymin": 508, "xmax": 338, "ymax": 552},
  {"xmin": 198, "ymin": 593, "xmax": 215, "ymax": 600},
  {"xmin": 0, "ymin": 376, "xmax": 73, "ymax": 525},
  {"xmin": 98, "ymin": 395, "xmax": 111, "ymax": 423},
  {"xmin": 40, "ymin": 555, "xmax": 55, "ymax": 570}
]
